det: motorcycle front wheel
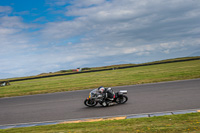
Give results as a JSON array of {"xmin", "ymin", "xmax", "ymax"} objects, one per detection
[
  {"xmin": 116, "ymin": 95, "xmax": 128, "ymax": 104},
  {"xmin": 84, "ymin": 99, "xmax": 98, "ymax": 107}
]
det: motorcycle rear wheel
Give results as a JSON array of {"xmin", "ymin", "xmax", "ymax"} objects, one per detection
[
  {"xmin": 84, "ymin": 99, "xmax": 98, "ymax": 107},
  {"xmin": 116, "ymin": 95, "xmax": 128, "ymax": 104}
]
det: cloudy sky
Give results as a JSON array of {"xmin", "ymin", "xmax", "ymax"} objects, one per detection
[{"xmin": 0, "ymin": 0, "xmax": 200, "ymax": 79}]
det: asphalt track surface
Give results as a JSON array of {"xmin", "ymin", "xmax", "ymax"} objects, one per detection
[{"xmin": 0, "ymin": 79, "xmax": 200, "ymax": 125}]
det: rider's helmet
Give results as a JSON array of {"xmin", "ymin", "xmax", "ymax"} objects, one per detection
[{"xmin": 98, "ymin": 86, "xmax": 105, "ymax": 93}]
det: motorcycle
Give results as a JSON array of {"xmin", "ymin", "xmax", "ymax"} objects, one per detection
[{"xmin": 84, "ymin": 88, "xmax": 128, "ymax": 107}]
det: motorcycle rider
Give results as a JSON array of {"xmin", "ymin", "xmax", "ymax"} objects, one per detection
[{"xmin": 98, "ymin": 86, "xmax": 115, "ymax": 101}]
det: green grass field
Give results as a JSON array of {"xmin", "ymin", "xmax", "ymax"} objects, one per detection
[
  {"xmin": 0, "ymin": 59, "xmax": 200, "ymax": 98},
  {"xmin": 1, "ymin": 112, "xmax": 200, "ymax": 133}
]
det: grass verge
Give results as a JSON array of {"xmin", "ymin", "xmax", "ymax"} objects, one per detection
[
  {"xmin": 1, "ymin": 112, "xmax": 200, "ymax": 133},
  {"xmin": 0, "ymin": 59, "xmax": 200, "ymax": 98}
]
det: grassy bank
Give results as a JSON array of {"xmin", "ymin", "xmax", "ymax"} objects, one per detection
[
  {"xmin": 2, "ymin": 56, "xmax": 199, "ymax": 82},
  {"xmin": 0, "ymin": 59, "xmax": 200, "ymax": 98},
  {"xmin": 1, "ymin": 112, "xmax": 200, "ymax": 133}
]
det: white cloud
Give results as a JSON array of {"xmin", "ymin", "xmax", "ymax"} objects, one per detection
[
  {"xmin": 0, "ymin": 6, "xmax": 12, "ymax": 14},
  {"xmin": 40, "ymin": 19, "xmax": 86, "ymax": 40},
  {"xmin": 68, "ymin": 0, "xmax": 106, "ymax": 7},
  {"xmin": 0, "ymin": 13, "xmax": 41, "ymax": 78},
  {"xmin": 45, "ymin": 0, "xmax": 68, "ymax": 6},
  {"xmin": 43, "ymin": 0, "xmax": 200, "ymax": 44}
]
